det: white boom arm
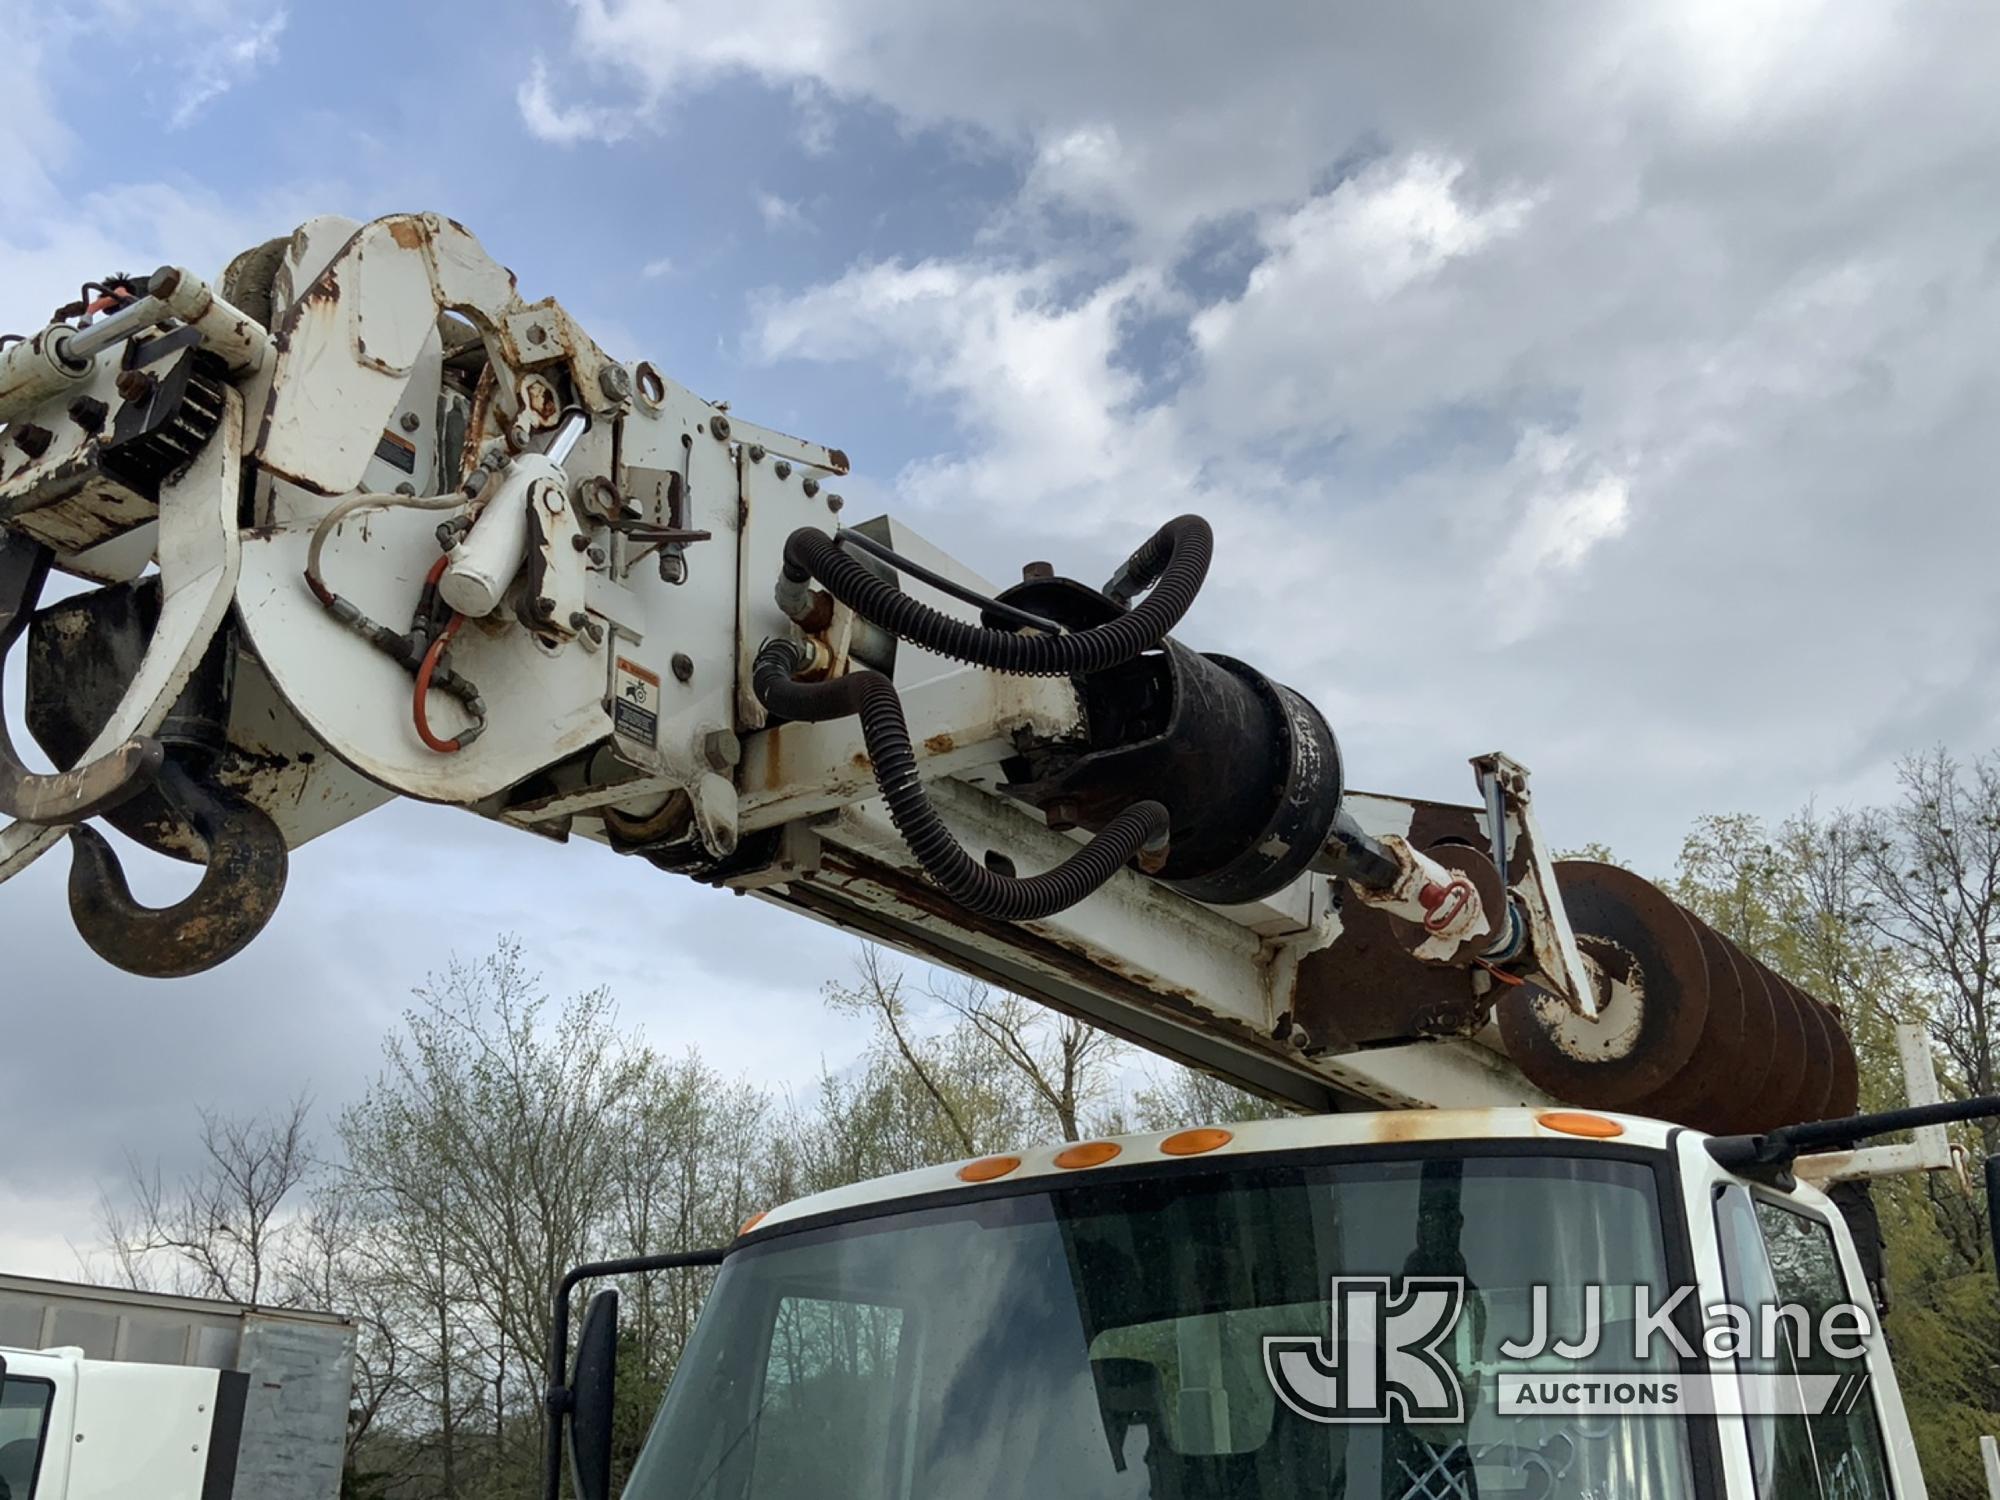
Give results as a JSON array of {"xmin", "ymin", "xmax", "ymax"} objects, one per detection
[{"xmin": 0, "ymin": 214, "xmax": 1858, "ymax": 1130}]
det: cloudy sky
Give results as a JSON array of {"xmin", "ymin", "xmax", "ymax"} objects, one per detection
[{"xmin": 5, "ymin": 1, "xmax": 1999, "ymax": 1277}]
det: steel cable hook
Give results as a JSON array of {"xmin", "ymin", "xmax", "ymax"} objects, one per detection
[{"xmin": 65, "ymin": 759, "xmax": 289, "ymax": 978}]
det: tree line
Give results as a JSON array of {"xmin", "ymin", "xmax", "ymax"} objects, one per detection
[
  {"xmin": 92, "ymin": 747, "xmax": 2000, "ymax": 1498},
  {"xmin": 93, "ymin": 939, "xmax": 1255, "ymax": 1497}
]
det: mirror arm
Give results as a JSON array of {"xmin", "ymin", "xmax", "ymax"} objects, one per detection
[{"xmin": 543, "ymin": 1247, "xmax": 729, "ymax": 1500}]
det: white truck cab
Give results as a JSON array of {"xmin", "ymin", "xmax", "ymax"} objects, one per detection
[
  {"xmin": 0, "ymin": 1346, "xmax": 243, "ymax": 1500},
  {"xmin": 566, "ymin": 1108, "xmax": 1945, "ymax": 1500}
]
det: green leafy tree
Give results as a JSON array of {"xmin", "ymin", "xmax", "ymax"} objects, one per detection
[{"xmin": 1671, "ymin": 807, "xmax": 1999, "ymax": 1493}]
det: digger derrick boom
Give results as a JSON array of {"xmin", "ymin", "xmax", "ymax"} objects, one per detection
[{"xmin": 0, "ymin": 213, "xmax": 1858, "ymax": 1134}]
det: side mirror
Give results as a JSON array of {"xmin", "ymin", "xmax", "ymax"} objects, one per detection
[
  {"xmin": 544, "ymin": 1248, "xmax": 726, "ymax": 1500},
  {"xmin": 1986, "ymin": 1153, "xmax": 1999, "ymax": 1299},
  {"xmin": 568, "ymin": 1288, "xmax": 620, "ymax": 1500}
]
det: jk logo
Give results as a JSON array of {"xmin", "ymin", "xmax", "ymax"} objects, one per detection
[{"xmin": 1263, "ymin": 1276, "xmax": 1467, "ymax": 1424}]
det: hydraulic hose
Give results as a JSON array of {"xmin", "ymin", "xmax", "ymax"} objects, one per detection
[
  {"xmin": 780, "ymin": 515, "xmax": 1214, "ymax": 677},
  {"xmin": 753, "ymin": 640, "xmax": 1170, "ymax": 921}
]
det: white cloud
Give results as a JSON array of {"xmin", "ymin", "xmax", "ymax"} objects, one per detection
[
  {"xmin": 641, "ymin": 255, "xmax": 675, "ymax": 278},
  {"xmin": 741, "ymin": 9, "xmax": 2000, "ymax": 855},
  {"xmin": 1500, "ymin": 432, "xmax": 1631, "ymax": 577},
  {"xmin": 755, "ymin": 189, "xmax": 807, "ymax": 232},
  {"xmin": 89, "ymin": 0, "xmax": 1992, "ymax": 888},
  {"xmin": 1257, "ymin": 155, "xmax": 1530, "ymax": 303},
  {"xmin": 792, "ymin": 83, "xmax": 836, "ymax": 156},
  {"xmin": 1023, "ymin": 123, "xmax": 1126, "ymax": 208},
  {"xmin": 169, "ymin": 7, "xmax": 287, "ymax": 128},
  {"xmin": 756, "ymin": 258, "xmax": 1179, "ymax": 534},
  {"xmin": 518, "ymin": 56, "xmax": 632, "ymax": 145}
]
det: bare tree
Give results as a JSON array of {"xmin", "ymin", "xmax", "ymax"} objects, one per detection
[
  {"xmin": 1130, "ymin": 1064, "xmax": 1290, "ymax": 1132},
  {"xmin": 1856, "ymin": 749, "xmax": 2000, "ymax": 1144},
  {"xmin": 826, "ymin": 947, "xmax": 980, "ymax": 1155},
  {"xmin": 98, "ymin": 1095, "xmax": 316, "ymax": 1305},
  {"xmin": 931, "ymin": 978, "xmax": 1123, "ymax": 1141}
]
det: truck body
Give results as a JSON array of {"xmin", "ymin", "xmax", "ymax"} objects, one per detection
[{"xmin": 0, "ymin": 1275, "xmax": 354, "ymax": 1500}]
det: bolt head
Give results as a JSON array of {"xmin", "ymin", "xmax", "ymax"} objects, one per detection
[
  {"xmin": 400, "ymin": 410, "xmax": 421, "ymax": 432},
  {"xmin": 599, "ymin": 364, "xmax": 632, "ymax": 401},
  {"xmin": 747, "ymin": 443, "xmax": 766, "ymax": 463},
  {"xmin": 709, "ymin": 415, "xmax": 731, "ymax": 441},
  {"xmin": 802, "ymin": 477, "xmax": 820, "ymax": 497},
  {"xmin": 826, "ymin": 493, "xmax": 845, "ymax": 513},
  {"xmin": 702, "ymin": 729, "xmax": 742, "ymax": 772},
  {"xmin": 10, "ymin": 424, "xmax": 52, "ymax": 459},
  {"xmin": 114, "ymin": 368, "xmax": 155, "ymax": 402},
  {"xmin": 587, "ymin": 546, "xmax": 606, "ymax": 566},
  {"xmin": 569, "ymin": 611, "xmax": 589, "ymax": 630},
  {"xmin": 773, "ymin": 460, "xmax": 792, "ymax": 479},
  {"xmin": 671, "ymin": 652, "xmax": 695, "ymax": 683}
]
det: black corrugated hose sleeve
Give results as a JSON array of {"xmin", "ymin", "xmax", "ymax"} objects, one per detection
[
  {"xmin": 752, "ymin": 641, "xmax": 1170, "ymax": 921},
  {"xmin": 780, "ymin": 515, "xmax": 1213, "ymax": 677}
]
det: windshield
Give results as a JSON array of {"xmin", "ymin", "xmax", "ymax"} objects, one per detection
[{"xmin": 625, "ymin": 1151, "xmax": 1695, "ymax": 1500}]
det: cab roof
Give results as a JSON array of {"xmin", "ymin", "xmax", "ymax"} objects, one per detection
[{"xmin": 749, "ymin": 1106, "xmax": 1686, "ymax": 1237}]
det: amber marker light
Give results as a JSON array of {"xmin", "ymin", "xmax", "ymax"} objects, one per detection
[
  {"xmin": 1054, "ymin": 1141, "xmax": 1122, "ymax": 1169},
  {"xmin": 1536, "ymin": 1111, "xmax": 1625, "ymax": 1139},
  {"xmin": 739, "ymin": 1210, "xmax": 767, "ymax": 1235},
  {"xmin": 1159, "ymin": 1127, "xmax": 1234, "ymax": 1156},
  {"xmin": 959, "ymin": 1154, "xmax": 1022, "ymax": 1182}
]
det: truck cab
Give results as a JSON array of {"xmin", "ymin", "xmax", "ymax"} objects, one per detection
[
  {"xmin": 608, "ymin": 1108, "xmax": 1925, "ymax": 1500},
  {"xmin": 0, "ymin": 1345, "xmax": 245, "ymax": 1500}
]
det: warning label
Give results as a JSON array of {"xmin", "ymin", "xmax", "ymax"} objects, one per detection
[{"xmin": 612, "ymin": 657, "xmax": 660, "ymax": 746}]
